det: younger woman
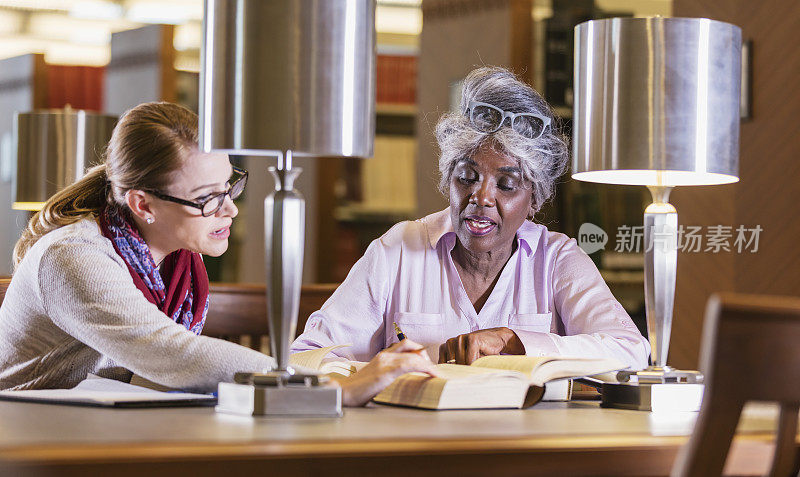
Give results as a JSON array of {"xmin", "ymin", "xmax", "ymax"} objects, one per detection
[{"xmin": 0, "ymin": 102, "xmax": 435, "ymax": 405}]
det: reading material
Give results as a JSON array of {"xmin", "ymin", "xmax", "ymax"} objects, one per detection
[
  {"xmin": 373, "ymin": 355, "xmax": 626, "ymax": 410},
  {"xmin": 289, "ymin": 345, "xmax": 368, "ymax": 377},
  {"xmin": 0, "ymin": 375, "xmax": 216, "ymax": 408}
]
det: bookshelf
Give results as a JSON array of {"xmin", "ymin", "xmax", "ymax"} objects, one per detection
[
  {"xmin": 316, "ymin": 53, "xmax": 419, "ymax": 283},
  {"xmin": 376, "ymin": 103, "xmax": 418, "ymax": 116}
]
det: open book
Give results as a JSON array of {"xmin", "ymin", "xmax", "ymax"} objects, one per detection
[
  {"xmin": 289, "ymin": 345, "xmax": 368, "ymax": 377},
  {"xmin": 372, "ymin": 355, "xmax": 625, "ymax": 410}
]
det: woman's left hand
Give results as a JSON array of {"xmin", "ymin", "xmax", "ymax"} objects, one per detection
[{"xmin": 438, "ymin": 327, "xmax": 525, "ymax": 365}]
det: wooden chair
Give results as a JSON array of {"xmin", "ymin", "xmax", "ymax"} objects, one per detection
[
  {"xmin": 203, "ymin": 282, "xmax": 339, "ymax": 352},
  {"xmin": 672, "ymin": 293, "xmax": 800, "ymax": 477}
]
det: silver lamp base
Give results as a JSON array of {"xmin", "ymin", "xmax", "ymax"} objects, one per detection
[
  {"xmin": 601, "ymin": 367, "xmax": 704, "ymax": 412},
  {"xmin": 216, "ymin": 372, "xmax": 342, "ymax": 417},
  {"xmin": 605, "ymin": 186, "xmax": 707, "ymax": 412}
]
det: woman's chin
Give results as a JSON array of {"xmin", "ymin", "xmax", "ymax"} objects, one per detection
[
  {"xmin": 201, "ymin": 241, "xmax": 229, "ymax": 257},
  {"xmin": 458, "ymin": 235, "xmax": 500, "ymax": 255}
]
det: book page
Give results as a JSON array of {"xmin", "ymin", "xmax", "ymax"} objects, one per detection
[
  {"xmin": 433, "ymin": 363, "xmax": 523, "ymax": 380},
  {"xmin": 531, "ymin": 357, "xmax": 625, "ymax": 386},
  {"xmin": 319, "ymin": 360, "xmax": 368, "ymax": 377},
  {"xmin": 289, "ymin": 344, "xmax": 351, "ymax": 370},
  {"xmin": 470, "ymin": 355, "xmax": 553, "ymax": 375},
  {"xmin": 470, "ymin": 355, "xmax": 626, "ymax": 386}
]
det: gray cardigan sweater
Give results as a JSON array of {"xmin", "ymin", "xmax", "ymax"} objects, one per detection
[{"xmin": 0, "ymin": 219, "xmax": 275, "ymax": 393}]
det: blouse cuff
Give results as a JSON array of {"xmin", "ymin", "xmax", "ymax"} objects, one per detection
[{"xmin": 513, "ymin": 330, "xmax": 561, "ymax": 357}]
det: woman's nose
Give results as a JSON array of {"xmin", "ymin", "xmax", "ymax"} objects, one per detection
[
  {"xmin": 219, "ymin": 194, "xmax": 239, "ymax": 218},
  {"xmin": 469, "ymin": 180, "xmax": 495, "ymax": 207}
]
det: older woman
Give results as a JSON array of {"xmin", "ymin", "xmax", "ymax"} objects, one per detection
[
  {"xmin": 0, "ymin": 101, "xmax": 435, "ymax": 406},
  {"xmin": 292, "ymin": 66, "xmax": 650, "ymax": 369}
]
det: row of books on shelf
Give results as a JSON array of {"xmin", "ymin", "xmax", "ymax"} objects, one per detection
[
  {"xmin": 46, "ymin": 64, "xmax": 105, "ymax": 112},
  {"xmin": 377, "ymin": 54, "xmax": 417, "ymax": 105},
  {"xmin": 30, "ymin": 56, "xmax": 416, "ymax": 113},
  {"xmin": 358, "ymin": 135, "xmax": 417, "ymax": 215}
]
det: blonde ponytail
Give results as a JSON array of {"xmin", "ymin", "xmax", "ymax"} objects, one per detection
[{"xmin": 13, "ymin": 164, "xmax": 111, "ymax": 269}]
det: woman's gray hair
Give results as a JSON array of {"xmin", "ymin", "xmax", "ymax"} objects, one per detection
[{"xmin": 435, "ymin": 66, "xmax": 569, "ymax": 216}]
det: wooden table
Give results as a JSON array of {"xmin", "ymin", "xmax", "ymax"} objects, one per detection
[{"xmin": 0, "ymin": 400, "xmax": 786, "ymax": 476}]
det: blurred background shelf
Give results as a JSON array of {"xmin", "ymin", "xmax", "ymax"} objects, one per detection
[{"xmin": 376, "ymin": 103, "xmax": 418, "ymax": 116}]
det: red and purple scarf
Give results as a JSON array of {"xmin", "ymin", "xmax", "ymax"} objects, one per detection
[{"xmin": 99, "ymin": 207, "xmax": 209, "ymax": 335}]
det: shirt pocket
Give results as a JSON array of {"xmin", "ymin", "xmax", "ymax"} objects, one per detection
[
  {"xmin": 391, "ymin": 312, "xmax": 447, "ymax": 362},
  {"xmin": 508, "ymin": 312, "xmax": 553, "ymax": 333}
]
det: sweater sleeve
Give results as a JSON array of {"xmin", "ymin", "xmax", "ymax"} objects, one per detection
[{"xmin": 37, "ymin": 237, "xmax": 275, "ymax": 393}]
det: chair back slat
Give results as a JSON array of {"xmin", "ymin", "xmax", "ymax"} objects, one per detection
[{"xmin": 672, "ymin": 293, "xmax": 800, "ymax": 477}]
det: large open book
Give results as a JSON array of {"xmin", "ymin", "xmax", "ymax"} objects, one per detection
[
  {"xmin": 290, "ymin": 347, "xmax": 624, "ymax": 409},
  {"xmin": 372, "ymin": 355, "xmax": 625, "ymax": 410}
]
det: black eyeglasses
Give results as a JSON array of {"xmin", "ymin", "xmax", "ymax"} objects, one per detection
[
  {"xmin": 464, "ymin": 100, "xmax": 551, "ymax": 139},
  {"xmin": 145, "ymin": 166, "xmax": 248, "ymax": 217}
]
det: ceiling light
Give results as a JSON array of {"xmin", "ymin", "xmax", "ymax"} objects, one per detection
[
  {"xmin": 377, "ymin": 0, "xmax": 421, "ymax": 6},
  {"xmin": 29, "ymin": 13, "xmax": 111, "ymax": 41},
  {"xmin": 0, "ymin": 9, "xmax": 22, "ymax": 35},
  {"xmin": 0, "ymin": 37, "xmax": 46, "ymax": 61},
  {"xmin": 0, "ymin": 0, "xmax": 74, "ymax": 10},
  {"xmin": 174, "ymin": 21, "xmax": 201, "ymax": 51},
  {"xmin": 125, "ymin": 0, "xmax": 202, "ymax": 24},
  {"xmin": 70, "ymin": 0, "xmax": 123, "ymax": 20},
  {"xmin": 376, "ymin": 5, "xmax": 421, "ymax": 35},
  {"xmin": 44, "ymin": 42, "xmax": 109, "ymax": 65}
]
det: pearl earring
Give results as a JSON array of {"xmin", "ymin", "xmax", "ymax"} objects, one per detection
[{"xmin": 146, "ymin": 217, "xmax": 154, "ymax": 224}]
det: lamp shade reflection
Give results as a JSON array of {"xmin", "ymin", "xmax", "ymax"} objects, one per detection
[
  {"xmin": 14, "ymin": 109, "xmax": 116, "ymax": 211},
  {"xmin": 199, "ymin": 0, "xmax": 376, "ymax": 158},
  {"xmin": 572, "ymin": 17, "xmax": 741, "ymax": 186}
]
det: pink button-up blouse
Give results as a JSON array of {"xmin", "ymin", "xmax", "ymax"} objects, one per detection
[{"xmin": 291, "ymin": 209, "xmax": 650, "ymax": 369}]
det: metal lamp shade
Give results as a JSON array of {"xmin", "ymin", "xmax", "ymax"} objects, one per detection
[
  {"xmin": 199, "ymin": 0, "xmax": 376, "ymax": 158},
  {"xmin": 572, "ymin": 17, "xmax": 741, "ymax": 186},
  {"xmin": 14, "ymin": 109, "xmax": 117, "ymax": 211}
]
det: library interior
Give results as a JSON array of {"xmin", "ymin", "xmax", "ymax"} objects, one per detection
[{"xmin": 0, "ymin": 0, "xmax": 798, "ymax": 475}]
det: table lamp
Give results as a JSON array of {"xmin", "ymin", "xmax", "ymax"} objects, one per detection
[
  {"xmin": 199, "ymin": 0, "xmax": 375, "ymax": 416},
  {"xmin": 572, "ymin": 17, "xmax": 741, "ymax": 410},
  {"xmin": 13, "ymin": 107, "xmax": 117, "ymax": 211}
]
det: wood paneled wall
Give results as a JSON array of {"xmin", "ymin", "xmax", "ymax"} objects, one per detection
[{"xmin": 670, "ymin": 0, "xmax": 800, "ymax": 369}]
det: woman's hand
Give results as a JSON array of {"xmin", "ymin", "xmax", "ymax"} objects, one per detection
[
  {"xmin": 334, "ymin": 339, "xmax": 439, "ymax": 407},
  {"xmin": 438, "ymin": 327, "xmax": 525, "ymax": 365}
]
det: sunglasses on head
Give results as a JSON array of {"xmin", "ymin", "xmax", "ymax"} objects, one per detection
[{"xmin": 464, "ymin": 100, "xmax": 551, "ymax": 140}]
